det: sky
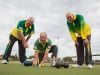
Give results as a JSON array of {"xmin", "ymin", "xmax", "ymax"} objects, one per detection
[{"xmin": 0, "ymin": 0, "xmax": 100, "ymax": 59}]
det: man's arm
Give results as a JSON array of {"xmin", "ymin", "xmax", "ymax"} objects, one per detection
[
  {"xmin": 18, "ymin": 31, "xmax": 28, "ymax": 48},
  {"xmin": 70, "ymin": 31, "xmax": 77, "ymax": 42},
  {"xmin": 26, "ymin": 24, "xmax": 35, "ymax": 42},
  {"xmin": 77, "ymin": 15, "xmax": 88, "ymax": 40},
  {"xmin": 67, "ymin": 22, "xmax": 78, "ymax": 46},
  {"xmin": 41, "ymin": 50, "xmax": 49, "ymax": 64},
  {"xmin": 33, "ymin": 39, "xmax": 39, "ymax": 65},
  {"xmin": 26, "ymin": 34, "xmax": 32, "ymax": 42},
  {"xmin": 33, "ymin": 51, "xmax": 39, "ymax": 65},
  {"xmin": 67, "ymin": 21, "xmax": 77, "ymax": 42}
]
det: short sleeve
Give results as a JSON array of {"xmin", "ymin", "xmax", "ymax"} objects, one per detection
[
  {"xmin": 46, "ymin": 39, "xmax": 52, "ymax": 51},
  {"xmin": 17, "ymin": 21, "xmax": 24, "ymax": 32},
  {"xmin": 33, "ymin": 39, "xmax": 39, "ymax": 51}
]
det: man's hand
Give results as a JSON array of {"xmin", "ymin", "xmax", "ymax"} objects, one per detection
[
  {"xmin": 33, "ymin": 60, "xmax": 38, "ymax": 66},
  {"xmin": 40, "ymin": 61, "xmax": 45, "ymax": 65},
  {"xmin": 32, "ymin": 51, "xmax": 38, "ymax": 66},
  {"xmin": 39, "ymin": 51, "xmax": 48, "ymax": 67},
  {"xmin": 75, "ymin": 41, "xmax": 79, "ymax": 47},
  {"xmin": 83, "ymin": 39, "xmax": 89, "ymax": 45},
  {"xmin": 23, "ymin": 41, "xmax": 29, "ymax": 48},
  {"xmin": 39, "ymin": 62, "xmax": 45, "ymax": 67}
]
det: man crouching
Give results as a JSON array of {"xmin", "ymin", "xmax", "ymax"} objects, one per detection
[{"xmin": 33, "ymin": 32, "xmax": 58, "ymax": 67}]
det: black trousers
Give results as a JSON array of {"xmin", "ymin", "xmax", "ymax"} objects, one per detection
[
  {"xmin": 38, "ymin": 45, "xmax": 58, "ymax": 63},
  {"xmin": 76, "ymin": 35, "xmax": 92, "ymax": 65},
  {"xmin": 3, "ymin": 35, "xmax": 26, "ymax": 63}
]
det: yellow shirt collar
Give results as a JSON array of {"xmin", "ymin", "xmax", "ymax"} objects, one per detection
[{"xmin": 74, "ymin": 15, "xmax": 76, "ymax": 21}]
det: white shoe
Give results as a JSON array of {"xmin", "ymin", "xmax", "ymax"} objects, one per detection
[
  {"xmin": 51, "ymin": 62, "xmax": 56, "ymax": 67},
  {"xmin": 51, "ymin": 61, "xmax": 56, "ymax": 67},
  {"xmin": 87, "ymin": 64, "xmax": 93, "ymax": 69},
  {"xmin": 2, "ymin": 60, "xmax": 8, "ymax": 64},
  {"xmin": 72, "ymin": 64, "xmax": 81, "ymax": 68}
]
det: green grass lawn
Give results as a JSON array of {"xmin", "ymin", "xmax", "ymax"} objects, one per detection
[{"xmin": 0, "ymin": 61, "xmax": 100, "ymax": 75}]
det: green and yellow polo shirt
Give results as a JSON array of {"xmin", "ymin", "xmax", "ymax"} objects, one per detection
[
  {"xmin": 67, "ymin": 14, "xmax": 91, "ymax": 42},
  {"xmin": 11, "ymin": 20, "xmax": 35, "ymax": 39},
  {"xmin": 33, "ymin": 38, "xmax": 52, "ymax": 53}
]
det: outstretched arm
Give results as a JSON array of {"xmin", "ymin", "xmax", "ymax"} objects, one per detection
[
  {"xmin": 41, "ymin": 50, "xmax": 48, "ymax": 64},
  {"xmin": 33, "ymin": 51, "xmax": 39, "ymax": 65}
]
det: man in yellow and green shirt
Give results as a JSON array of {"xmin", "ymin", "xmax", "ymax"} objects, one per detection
[
  {"xmin": 2, "ymin": 17, "xmax": 35, "ymax": 64},
  {"xmin": 33, "ymin": 32, "xmax": 58, "ymax": 67},
  {"xmin": 66, "ymin": 12, "xmax": 93, "ymax": 69}
]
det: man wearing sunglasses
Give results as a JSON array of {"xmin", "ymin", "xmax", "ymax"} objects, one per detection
[{"xmin": 2, "ymin": 17, "xmax": 35, "ymax": 64}]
